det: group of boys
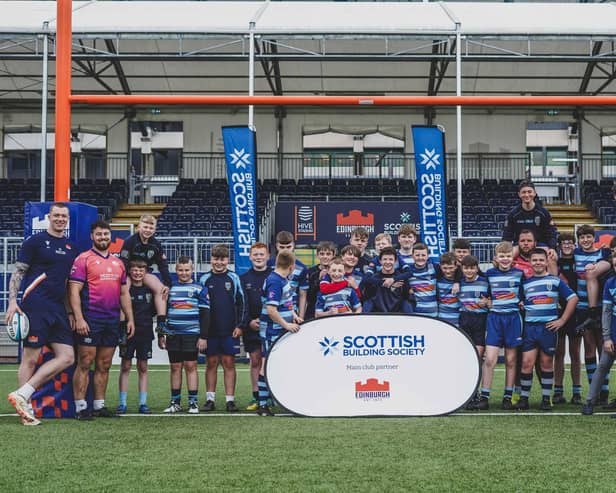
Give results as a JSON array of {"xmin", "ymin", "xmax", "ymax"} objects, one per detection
[{"xmin": 8, "ymin": 203, "xmax": 616, "ymax": 424}]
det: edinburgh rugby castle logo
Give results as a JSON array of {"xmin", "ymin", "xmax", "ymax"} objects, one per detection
[
  {"xmin": 355, "ymin": 378, "xmax": 390, "ymax": 400},
  {"xmin": 336, "ymin": 209, "xmax": 375, "ymax": 234}
]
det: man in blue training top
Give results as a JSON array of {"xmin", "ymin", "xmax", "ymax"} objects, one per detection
[
  {"xmin": 6, "ymin": 202, "xmax": 77, "ymax": 425},
  {"xmin": 517, "ymin": 248, "xmax": 578, "ymax": 411},
  {"xmin": 199, "ymin": 244, "xmax": 244, "ymax": 413},
  {"xmin": 258, "ymin": 250, "xmax": 302, "ymax": 416}
]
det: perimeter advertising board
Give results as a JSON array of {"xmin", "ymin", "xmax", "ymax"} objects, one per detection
[
  {"xmin": 275, "ymin": 201, "xmax": 419, "ymax": 245},
  {"xmin": 266, "ymin": 314, "xmax": 480, "ymax": 417}
]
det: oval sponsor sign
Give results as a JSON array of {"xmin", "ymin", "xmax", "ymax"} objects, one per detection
[{"xmin": 266, "ymin": 314, "xmax": 480, "ymax": 417}]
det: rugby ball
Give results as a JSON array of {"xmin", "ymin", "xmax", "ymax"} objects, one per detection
[{"xmin": 6, "ymin": 312, "xmax": 30, "ymax": 342}]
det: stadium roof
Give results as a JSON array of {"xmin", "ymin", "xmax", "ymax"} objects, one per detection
[{"xmin": 2, "ymin": 1, "xmax": 616, "ymax": 109}]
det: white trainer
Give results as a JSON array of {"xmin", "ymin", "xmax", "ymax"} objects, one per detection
[
  {"xmin": 163, "ymin": 402, "xmax": 182, "ymax": 413},
  {"xmin": 8, "ymin": 391, "xmax": 37, "ymax": 424}
]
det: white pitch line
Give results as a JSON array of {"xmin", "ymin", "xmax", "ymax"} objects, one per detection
[{"xmin": 0, "ymin": 412, "xmax": 613, "ymax": 418}]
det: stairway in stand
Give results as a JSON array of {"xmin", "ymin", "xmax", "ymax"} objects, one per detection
[
  {"xmin": 111, "ymin": 203, "xmax": 166, "ymax": 231},
  {"xmin": 546, "ymin": 204, "xmax": 597, "ymax": 234}
]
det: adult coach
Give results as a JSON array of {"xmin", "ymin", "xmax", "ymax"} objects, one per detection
[
  {"xmin": 69, "ymin": 220, "xmax": 134, "ymax": 419},
  {"xmin": 502, "ymin": 180, "xmax": 558, "ymax": 271},
  {"xmin": 6, "ymin": 202, "xmax": 77, "ymax": 426}
]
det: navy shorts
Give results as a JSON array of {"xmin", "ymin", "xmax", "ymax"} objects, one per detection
[
  {"xmin": 486, "ymin": 312, "xmax": 523, "ymax": 348},
  {"xmin": 459, "ymin": 312, "xmax": 487, "ymax": 347},
  {"xmin": 21, "ymin": 302, "xmax": 73, "ymax": 348},
  {"xmin": 166, "ymin": 333, "xmax": 199, "ymax": 363},
  {"xmin": 206, "ymin": 336, "xmax": 240, "ymax": 356},
  {"xmin": 76, "ymin": 318, "xmax": 120, "ymax": 348},
  {"xmin": 522, "ymin": 322, "xmax": 557, "ymax": 356},
  {"xmin": 120, "ymin": 338, "xmax": 153, "ymax": 360},
  {"xmin": 242, "ymin": 330, "xmax": 262, "ymax": 354}
]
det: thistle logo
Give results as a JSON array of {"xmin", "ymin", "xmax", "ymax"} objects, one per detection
[
  {"xmin": 400, "ymin": 212, "xmax": 411, "ymax": 223},
  {"xmin": 355, "ymin": 378, "xmax": 391, "ymax": 400},
  {"xmin": 419, "ymin": 148, "xmax": 440, "ymax": 170},
  {"xmin": 319, "ymin": 336, "xmax": 340, "ymax": 356},
  {"xmin": 229, "ymin": 148, "xmax": 251, "ymax": 169}
]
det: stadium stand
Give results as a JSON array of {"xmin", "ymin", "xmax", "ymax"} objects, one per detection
[{"xmin": 0, "ymin": 179, "xmax": 126, "ymax": 236}]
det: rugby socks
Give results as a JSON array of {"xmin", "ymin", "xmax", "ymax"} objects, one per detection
[
  {"xmin": 480, "ymin": 387, "xmax": 490, "ymax": 400},
  {"xmin": 139, "ymin": 391, "xmax": 147, "ymax": 406},
  {"xmin": 171, "ymin": 388, "xmax": 181, "ymax": 404},
  {"xmin": 258, "ymin": 374, "xmax": 270, "ymax": 406},
  {"xmin": 602, "ymin": 371, "xmax": 611, "ymax": 394},
  {"xmin": 253, "ymin": 391, "xmax": 258, "ymax": 401},
  {"xmin": 206, "ymin": 392, "xmax": 216, "ymax": 402},
  {"xmin": 17, "ymin": 383, "xmax": 35, "ymax": 401},
  {"xmin": 188, "ymin": 390, "xmax": 198, "ymax": 406},
  {"xmin": 504, "ymin": 387, "xmax": 513, "ymax": 400},
  {"xmin": 553, "ymin": 385, "xmax": 564, "ymax": 398},
  {"xmin": 119, "ymin": 391, "xmax": 128, "ymax": 407},
  {"xmin": 75, "ymin": 399, "xmax": 87, "ymax": 413},
  {"xmin": 572, "ymin": 384, "xmax": 582, "ymax": 397},
  {"xmin": 585, "ymin": 357, "xmax": 597, "ymax": 386},
  {"xmin": 225, "ymin": 395, "xmax": 235, "ymax": 403},
  {"xmin": 541, "ymin": 371, "xmax": 553, "ymax": 399},
  {"xmin": 520, "ymin": 372, "xmax": 533, "ymax": 398},
  {"xmin": 93, "ymin": 399, "xmax": 105, "ymax": 411}
]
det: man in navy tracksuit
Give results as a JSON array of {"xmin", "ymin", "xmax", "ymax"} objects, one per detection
[
  {"xmin": 239, "ymin": 242, "xmax": 272, "ymax": 411},
  {"xmin": 199, "ymin": 244, "xmax": 245, "ymax": 412}
]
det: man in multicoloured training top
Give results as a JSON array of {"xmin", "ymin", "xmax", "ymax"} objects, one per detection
[
  {"xmin": 6, "ymin": 202, "xmax": 77, "ymax": 426},
  {"xmin": 69, "ymin": 220, "xmax": 134, "ymax": 420}
]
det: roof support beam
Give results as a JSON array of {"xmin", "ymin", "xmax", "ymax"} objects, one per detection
[
  {"xmin": 425, "ymin": 38, "xmax": 455, "ymax": 124},
  {"xmin": 579, "ymin": 41, "xmax": 603, "ymax": 94},
  {"xmin": 104, "ymin": 39, "xmax": 131, "ymax": 94}
]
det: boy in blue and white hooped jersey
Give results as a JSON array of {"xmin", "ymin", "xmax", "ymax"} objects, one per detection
[
  {"xmin": 436, "ymin": 252, "xmax": 461, "ymax": 326},
  {"xmin": 396, "ymin": 243, "xmax": 459, "ymax": 318},
  {"xmin": 573, "ymin": 224, "xmax": 612, "ymax": 405},
  {"xmin": 257, "ymin": 250, "xmax": 302, "ymax": 416},
  {"xmin": 160, "ymin": 256, "xmax": 208, "ymax": 414},
  {"xmin": 517, "ymin": 248, "xmax": 578, "ymax": 411},
  {"xmin": 396, "ymin": 224, "xmax": 417, "ymax": 270},
  {"xmin": 315, "ymin": 257, "xmax": 362, "ymax": 317},
  {"xmin": 582, "ymin": 254, "xmax": 616, "ymax": 416},
  {"xmin": 473, "ymin": 241, "xmax": 524, "ymax": 411},
  {"xmin": 267, "ymin": 231, "xmax": 309, "ymax": 320},
  {"xmin": 458, "ymin": 255, "xmax": 490, "ymax": 356}
]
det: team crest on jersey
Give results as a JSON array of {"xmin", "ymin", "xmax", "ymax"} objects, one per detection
[
  {"xmin": 146, "ymin": 293, "xmax": 152, "ymax": 303},
  {"xmin": 147, "ymin": 251, "xmax": 154, "ymax": 259},
  {"xmin": 535, "ymin": 217, "xmax": 541, "ymax": 226},
  {"xmin": 509, "ymin": 281, "xmax": 516, "ymax": 287},
  {"xmin": 225, "ymin": 282, "xmax": 232, "ymax": 291}
]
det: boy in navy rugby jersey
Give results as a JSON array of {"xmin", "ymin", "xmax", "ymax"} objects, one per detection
[
  {"xmin": 574, "ymin": 224, "xmax": 612, "ymax": 404},
  {"xmin": 257, "ymin": 251, "xmax": 302, "ymax": 416},
  {"xmin": 553, "ymin": 232, "xmax": 583, "ymax": 404},
  {"xmin": 583, "ymin": 254, "xmax": 616, "ymax": 415},
  {"xmin": 199, "ymin": 244, "xmax": 244, "ymax": 413},
  {"xmin": 452, "ymin": 238, "xmax": 472, "ymax": 267},
  {"xmin": 516, "ymin": 249, "xmax": 578, "ymax": 411},
  {"xmin": 305, "ymin": 241, "xmax": 337, "ymax": 321},
  {"xmin": 350, "ymin": 227, "xmax": 373, "ymax": 275},
  {"xmin": 362, "ymin": 247, "xmax": 412, "ymax": 313},
  {"xmin": 315, "ymin": 258, "xmax": 362, "ymax": 317},
  {"xmin": 119, "ymin": 214, "xmax": 171, "ymax": 327},
  {"xmin": 240, "ymin": 242, "xmax": 271, "ymax": 411},
  {"xmin": 474, "ymin": 241, "xmax": 524, "ymax": 411},
  {"xmin": 160, "ymin": 256, "xmax": 207, "ymax": 414},
  {"xmin": 117, "ymin": 259, "xmax": 156, "ymax": 414}
]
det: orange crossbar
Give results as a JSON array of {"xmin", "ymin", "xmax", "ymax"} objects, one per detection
[{"xmin": 70, "ymin": 94, "xmax": 616, "ymax": 106}]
